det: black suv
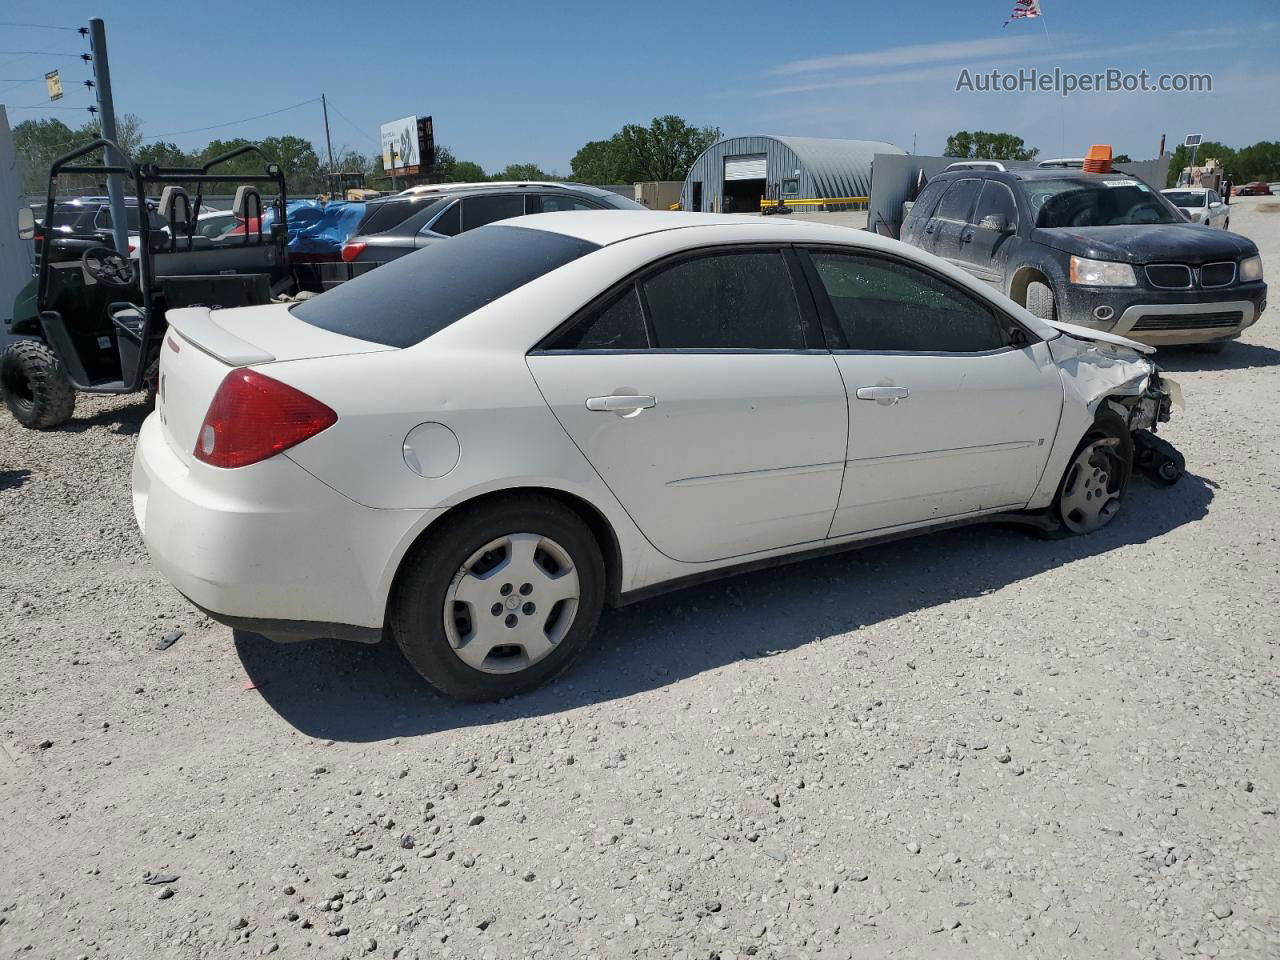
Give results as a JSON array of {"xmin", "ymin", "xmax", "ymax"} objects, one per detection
[
  {"xmin": 336, "ymin": 182, "xmax": 643, "ymax": 278},
  {"xmin": 901, "ymin": 169, "xmax": 1267, "ymax": 350}
]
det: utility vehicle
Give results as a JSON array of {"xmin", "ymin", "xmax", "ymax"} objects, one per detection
[{"xmin": 3, "ymin": 139, "xmax": 292, "ymax": 429}]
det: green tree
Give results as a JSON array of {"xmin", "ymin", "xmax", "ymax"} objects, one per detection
[
  {"xmin": 571, "ymin": 138, "xmax": 627, "ymax": 183},
  {"xmin": 492, "ymin": 162, "xmax": 551, "ymax": 181},
  {"xmin": 1230, "ymin": 141, "xmax": 1280, "ymax": 182},
  {"xmin": 12, "ymin": 117, "xmax": 80, "ymax": 192},
  {"xmin": 571, "ymin": 116, "xmax": 720, "ymax": 184},
  {"xmin": 944, "ymin": 130, "xmax": 1038, "ymax": 161},
  {"xmin": 1112, "ymin": 153, "xmax": 1133, "ymax": 164},
  {"xmin": 135, "ymin": 141, "xmax": 192, "ymax": 169},
  {"xmin": 450, "ymin": 160, "xmax": 486, "ymax": 182}
]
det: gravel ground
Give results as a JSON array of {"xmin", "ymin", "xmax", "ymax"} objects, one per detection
[{"xmin": 2, "ymin": 197, "xmax": 1278, "ymax": 960}]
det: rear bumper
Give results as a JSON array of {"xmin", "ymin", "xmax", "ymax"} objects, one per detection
[{"xmin": 132, "ymin": 412, "xmax": 438, "ymax": 638}]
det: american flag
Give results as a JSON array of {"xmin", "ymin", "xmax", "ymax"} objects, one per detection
[{"xmin": 1003, "ymin": 0, "xmax": 1041, "ymax": 26}]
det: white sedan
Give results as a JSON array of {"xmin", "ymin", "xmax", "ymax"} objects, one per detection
[
  {"xmin": 133, "ymin": 212, "xmax": 1180, "ymax": 701},
  {"xmin": 1160, "ymin": 188, "xmax": 1231, "ymax": 229}
]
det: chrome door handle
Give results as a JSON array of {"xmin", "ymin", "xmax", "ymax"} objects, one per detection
[
  {"xmin": 855, "ymin": 385, "xmax": 909, "ymax": 405},
  {"xmin": 585, "ymin": 394, "xmax": 656, "ymax": 416}
]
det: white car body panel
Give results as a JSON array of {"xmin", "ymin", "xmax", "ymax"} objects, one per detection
[
  {"xmin": 528, "ymin": 352, "xmax": 848, "ymax": 562},
  {"xmin": 132, "ymin": 211, "xmax": 1170, "ymax": 641},
  {"xmin": 1160, "ymin": 188, "xmax": 1229, "ymax": 229},
  {"xmin": 829, "ymin": 342, "xmax": 1063, "ymax": 535}
]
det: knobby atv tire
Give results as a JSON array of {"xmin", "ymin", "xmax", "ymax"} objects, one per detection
[
  {"xmin": 1, "ymin": 340, "xmax": 75, "ymax": 429},
  {"xmin": 1025, "ymin": 280, "xmax": 1057, "ymax": 322},
  {"xmin": 390, "ymin": 493, "xmax": 605, "ymax": 702}
]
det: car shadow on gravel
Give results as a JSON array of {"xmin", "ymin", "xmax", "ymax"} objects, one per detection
[
  {"xmin": 55, "ymin": 402, "xmax": 149, "ymax": 436},
  {"xmin": 237, "ymin": 473, "xmax": 1216, "ymax": 743},
  {"xmin": 1154, "ymin": 341, "xmax": 1280, "ymax": 372},
  {"xmin": 0, "ymin": 469, "xmax": 32, "ymax": 491}
]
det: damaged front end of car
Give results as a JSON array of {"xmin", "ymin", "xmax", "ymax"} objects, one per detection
[{"xmin": 1047, "ymin": 327, "xmax": 1185, "ymax": 485}]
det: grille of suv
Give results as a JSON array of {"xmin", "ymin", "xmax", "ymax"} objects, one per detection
[
  {"xmin": 1199, "ymin": 261, "xmax": 1236, "ymax": 287},
  {"xmin": 1131, "ymin": 311, "xmax": 1243, "ymax": 331},
  {"xmin": 1145, "ymin": 264, "xmax": 1192, "ymax": 288}
]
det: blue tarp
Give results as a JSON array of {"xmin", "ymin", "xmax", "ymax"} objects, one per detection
[{"xmin": 262, "ymin": 200, "xmax": 365, "ymax": 256}]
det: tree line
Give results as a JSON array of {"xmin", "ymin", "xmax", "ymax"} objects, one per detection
[
  {"xmin": 13, "ymin": 112, "xmax": 723, "ymax": 197},
  {"xmin": 1164, "ymin": 140, "xmax": 1280, "ymax": 187}
]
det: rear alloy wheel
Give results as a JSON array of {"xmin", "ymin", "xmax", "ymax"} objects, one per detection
[
  {"xmin": 1053, "ymin": 415, "xmax": 1132, "ymax": 535},
  {"xmin": 1025, "ymin": 280, "xmax": 1057, "ymax": 322},
  {"xmin": 1, "ymin": 340, "xmax": 75, "ymax": 429},
  {"xmin": 391, "ymin": 495, "xmax": 604, "ymax": 701}
]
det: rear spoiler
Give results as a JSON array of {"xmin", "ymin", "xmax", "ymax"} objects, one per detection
[{"xmin": 165, "ymin": 307, "xmax": 276, "ymax": 365}]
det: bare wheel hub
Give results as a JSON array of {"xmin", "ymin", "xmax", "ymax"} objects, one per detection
[
  {"xmin": 1059, "ymin": 439, "xmax": 1123, "ymax": 534},
  {"xmin": 444, "ymin": 533, "xmax": 580, "ymax": 674}
]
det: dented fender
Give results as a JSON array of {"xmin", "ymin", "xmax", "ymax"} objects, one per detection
[{"xmin": 1025, "ymin": 332, "xmax": 1182, "ymax": 510}]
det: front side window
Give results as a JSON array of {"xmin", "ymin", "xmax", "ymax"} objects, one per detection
[
  {"xmin": 462, "ymin": 194, "xmax": 526, "ymax": 231},
  {"xmin": 935, "ymin": 179, "xmax": 982, "ymax": 222},
  {"xmin": 642, "ymin": 250, "xmax": 806, "ymax": 350},
  {"xmin": 908, "ymin": 179, "xmax": 948, "ymax": 222},
  {"xmin": 808, "ymin": 252, "xmax": 1008, "ymax": 353},
  {"xmin": 973, "ymin": 181, "xmax": 1018, "ymax": 228}
]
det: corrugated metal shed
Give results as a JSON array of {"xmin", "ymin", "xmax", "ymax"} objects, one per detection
[{"xmin": 680, "ymin": 135, "xmax": 905, "ymax": 212}]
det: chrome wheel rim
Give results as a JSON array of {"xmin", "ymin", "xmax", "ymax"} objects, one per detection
[
  {"xmin": 443, "ymin": 533, "xmax": 580, "ymax": 675},
  {"xmin": 1059, "ymin": 440, "xmax": 1122, "ymax": 534}
]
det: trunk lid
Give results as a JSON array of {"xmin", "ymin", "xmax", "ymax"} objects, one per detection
[{"xmin": 158, "ymin": 303, "xmax": 391, "ymax": 465}]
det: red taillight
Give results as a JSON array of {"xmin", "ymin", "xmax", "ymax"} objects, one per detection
[
  {"xmin": 193, "ymin": 369, "xmax": 337, "ymax": 469},
  {"xmin": 341, "ymin": 241, "xmax": 366, "ymax": 263}
]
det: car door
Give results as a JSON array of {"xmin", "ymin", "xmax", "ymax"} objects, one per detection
[
  {"xmin": 900, "ymin": 178, "xmax": 949, "ymax": 252},
  {"xmin": 930, "ymin": 178, "xmax": 983, "ymax": 268},
  {"xmin": 962, "ymin": 180, "xmax": 1020, "ymax": 288},
  {"xmin": 1205, "ymin": 191, "xmax": 1227, "ymax": 228},
  {"xmin": 799, "ymin": 247, "xmax": 1064, "ymax": 538},
  {"xmin": 526, "ymin": 246, "xmax": 849, "ymax": 563}
]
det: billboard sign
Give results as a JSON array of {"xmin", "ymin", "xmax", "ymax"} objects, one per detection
[{"xmin": 381, "ymin": 116, "xmax": 419, "ymax": 170}]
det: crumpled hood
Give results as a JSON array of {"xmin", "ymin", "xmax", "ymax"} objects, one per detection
[
  {"xmin": 1043, "ymin": 319, "xmax": 1154, "ymax": 355},
  {"xmin": 1032, "ymin": 223, "xmax": 1256, "ymax": 264}
]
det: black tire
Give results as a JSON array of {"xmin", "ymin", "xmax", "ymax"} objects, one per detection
[
  {"xmin": 1025, "ymin": 280, "xmax": 1057, "ymax": 322},
  {"xmin": 0, "ymin": 340, "xmax": 75, "ymax": 429},
  {"xmin": 390, "ymin": 494, "xmax": 605, "ymax": 702},
  {"xmin": 1046, "ymin": 412, "xmax": 1133, "ymax": 537}
]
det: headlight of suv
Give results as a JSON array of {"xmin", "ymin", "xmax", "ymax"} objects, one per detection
[
  {"xmin": 1239, "ymin": 255, "xmax": 1264, "ymax": 282},
  {"xmin": 1069, "ymin": 255, "xmax": 1137, "ymax": 287}
]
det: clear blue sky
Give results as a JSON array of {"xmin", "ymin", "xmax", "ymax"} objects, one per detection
[{"xmin": 2, "ymin": 0, "xmax": 1277, "ymax": 172}]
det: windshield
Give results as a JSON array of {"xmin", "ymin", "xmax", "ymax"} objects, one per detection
[
  {"xmin": 1023, "ymin": 178, "xmax": 1180, "ymax": 227},
  {"xmin": 1163, "ymin": 191, "xmax": 1205, "ymax": 207}
]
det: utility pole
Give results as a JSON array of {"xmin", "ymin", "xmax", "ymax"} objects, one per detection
[
  {"xmin": 87, "ymin": 18, "xmax": 128, "ymax": 256},
  {"xmin": 321, "ymin": 93, "xmax": 335, "ymax": 195}
]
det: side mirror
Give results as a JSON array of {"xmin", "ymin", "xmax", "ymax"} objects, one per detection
[
  {"xmin": 979, "ymin": 214, "xmax": 1012, "ymax": 233},
  {"xmin": 17, "ymin": 207, "xmax": 35, "ymax": 240}
]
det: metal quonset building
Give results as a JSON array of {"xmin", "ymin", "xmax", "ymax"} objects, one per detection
[{"xmin": 681, "ymin": 135, "xmax": 905, "ymax": 213}]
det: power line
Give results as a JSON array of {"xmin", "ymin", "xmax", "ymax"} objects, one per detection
[
  {"xmin": 0, "ymin": 49, "xmax": 86, "ymax": 57},
  {"xmin": 0, "ymin": 22, "xmax": 82, "ymax": 31},
  {"xmin": 143, "ymin": 96, "xmax": 322, "ymax": 140},
  {"xmin": 7, "ymin": 104, "xmax": 94, "ymax": 112},
  {"xmin": 327, "ymin": 100, "xmax": 380, "ymax": 149}
]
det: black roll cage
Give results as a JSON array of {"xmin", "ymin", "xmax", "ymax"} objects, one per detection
[{"xmin": 38, "ymin": 139, "xmax": 289, "ymax": 391}]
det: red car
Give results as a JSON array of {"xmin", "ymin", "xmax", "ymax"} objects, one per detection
[{"xmin": 1236, "ymin": 181, "xmax": 1274, "ymax": 196}]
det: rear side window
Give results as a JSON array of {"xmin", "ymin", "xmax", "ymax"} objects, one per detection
[
  {"xmin": 642, "ymin": 250, "xmax": 806, "ymax": 349},
  {"xmin": 547, "ymin": 286, "xmax": 649, "ymax": 350},
  {"xmin": 427, "ymin": 200, "xmax": 461, "ymax": 236},
  {"xmin": 935, "ymin": 179, "xmax": 982, "ymax": 222},
  {"xmin": 808, "ymin": 252, "xmax": 1007, "ymax": 352},
  {"xmin": 909, "ymin": 179, "xmax": 948, "ymax": 221},
  {"xmin": 293, "ymin": 225, "xmax": 599, "ymax": 348},
  {"xmin": 462, "ymin": 194, "xmax": 526, "ymax": 231},
  {"xmin": 357, "ymin": 200, "xmax": 420, "ymax": 235}
]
